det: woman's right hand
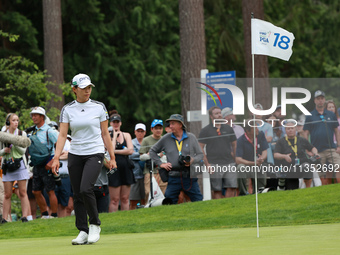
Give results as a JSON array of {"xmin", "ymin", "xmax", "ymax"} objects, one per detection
[{"xmin": 4, "ymin": 147, "xmax": 11, "ymax": 154}]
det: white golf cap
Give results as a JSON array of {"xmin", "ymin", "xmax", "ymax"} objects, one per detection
[
  {"xmin": 221, "ymin": 107, "xmax": 233, "ymax": 118},
  {"xmin": 30, "ymin": 106, "xmax": 46, "ymax": 119},
  {"xmin": 71, "ymin": 73, "xmax": 95, "ymax": 89},
  {"xmin": 135, "ymin": 123, "xmax": 146, "ymax": 131}
]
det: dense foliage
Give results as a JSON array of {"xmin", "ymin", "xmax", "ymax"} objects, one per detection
[{"xmin": 1, "ymin": 0, "xmax": 340, "ymax": 130}]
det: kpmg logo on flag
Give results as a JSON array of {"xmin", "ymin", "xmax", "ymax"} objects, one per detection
[
  {"xmin": 252, "ymin": 18, "xmax": 295, "ymax": 61},
  {"xmin": 259, "ymin": 31, "xmax": 270, "ymax": 44}
]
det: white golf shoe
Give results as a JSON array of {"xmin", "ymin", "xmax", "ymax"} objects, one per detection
[
  {"xmin": 72, "ymin": 231, "xmax": 88, "ymax": 245},
  {"xmin": 88, "ymin": 225, "xmax": 101, "ymax": 244}
]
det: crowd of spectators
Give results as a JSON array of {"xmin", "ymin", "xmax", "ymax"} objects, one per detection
[{"xmin": 1, "ymin": 90, "xmax": 339, "ymax": 223}]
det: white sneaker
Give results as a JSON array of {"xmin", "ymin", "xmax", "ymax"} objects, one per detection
[
  {"xmin": 88, "ymin": 225, "xmax": 101, "ymax": 244},
  {"xmin": 72, "ymin": 231, "xmax": 88, "ymax": 245},
  {"xmin": 41, "ymin": 215, "xmax": 49, "ymax": 219}
]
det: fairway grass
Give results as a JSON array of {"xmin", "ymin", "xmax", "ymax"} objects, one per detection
[
  {"xmin": 1, "ymin": 223, "xmax": 339, "ymax": 255},
  {"xmin": 1, "ymin": 184, "xmax": 339, "ymax": 240}
]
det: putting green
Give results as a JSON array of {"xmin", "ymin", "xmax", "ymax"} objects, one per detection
[{"xmin": 2, "ymin": 223, "xmax": 339, "ymax": 255}]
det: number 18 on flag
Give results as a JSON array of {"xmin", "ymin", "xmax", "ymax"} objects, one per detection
[{"xmin": 251, "ymin": 18, "xmax": 295, "ymax": 61}]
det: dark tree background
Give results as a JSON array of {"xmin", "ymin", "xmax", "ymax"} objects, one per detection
[{"xmin": 1, "ymin": 0, "xmax": 340, "ymax": 131}]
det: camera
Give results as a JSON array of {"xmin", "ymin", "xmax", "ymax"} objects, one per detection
[
  {"xmin": 308, "ymin": 154, "xmax": 321, "ymax": 164},
  {"xmin": 25, "ymin": 125, "xmax": 36, "ymax": 134},
  {"xmin": 178, "ymin": 155, "xmax": 191, "ymax": 166},
  {"xmin": 53, "ymin": 172, "xmax": 62, "ymax": 186}
]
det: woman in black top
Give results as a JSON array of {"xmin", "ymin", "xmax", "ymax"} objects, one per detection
[{"xmin": 108, "ymin": 111, "xmax": 135, "ymax": 212}]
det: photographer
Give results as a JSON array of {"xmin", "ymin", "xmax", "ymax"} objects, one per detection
[
  {"xmin": 29, "ymin": 107, "xmax": 59, "ymax": 219},
  {"xmin": 149, "ymin": 114, "xmax": 203, "ymax": 204},
  {"xmin": 274, "ymin": 119, "xmax": 319, "ymax": 190},
  {"xmin": 0, "ymin": 113, "xmax": 31, "ymax": 223}
]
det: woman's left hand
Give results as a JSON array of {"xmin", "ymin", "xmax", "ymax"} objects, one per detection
[
  {"xmin": 108, "ymin": 159, "xmax": 117, "ymax": 169},
  {"xmin": 51, "ymin": 158, "xmax": 60, "ymax": 175}
]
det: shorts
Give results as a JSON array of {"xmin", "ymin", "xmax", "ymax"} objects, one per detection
[
  {"xmin": 32, "ymin": 165, "xmax": 55, "ymax": 192},
  {"xmin": 129, "ymin": 178, "xmax": 145, "ymax": 200},
  {"xmin": 54, "ymin": 175, "xmax": 72, "ymax": 207},
  {"xmin": 318, "ymin": 149, "xmax": 340, "ymax": 178},
  {"xmin": 210, "ymin": 163, "xmax": 238, "ymax": 191},
  {"xmin": 27, "ymin": 178, "xmax": 35, "ymax": 199}
]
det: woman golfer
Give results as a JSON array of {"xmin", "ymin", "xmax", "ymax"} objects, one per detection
[{"xmin": 52, "ymin": 73, "xmax": 116, "ymax": 245}]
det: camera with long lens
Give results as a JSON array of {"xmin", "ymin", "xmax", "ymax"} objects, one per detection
[
  {"xmin": 178, "ymin": 155, "xmax": 191, "ymax": 166},
  {"xmin": 52, "ymin": 161, "xmax": 63, "ymax": 186},
  {"xmin": 53, "ymin": 172, "xmax": 62, "ymax": 186},
  {"xmin": 308, "ymin": 154, "xmax": 321, "ymax": 164},
  {"xmin": 25, "ymin": 125, "xmax": 36, "ymax": 134}
]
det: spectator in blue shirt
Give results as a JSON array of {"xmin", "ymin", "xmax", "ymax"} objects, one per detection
[{"xmin": 303, "ymin": 90, "xmax": 340, "ymax": 185}]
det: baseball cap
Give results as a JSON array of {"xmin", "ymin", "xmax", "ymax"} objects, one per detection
[
  {"xmin": 151, "ymin": 119, "xmax": 163, "ymax": 128},
  {"xmin": 254, "ymin": 103, "xmax": 263, "ymax": 110},
  {"xmin": 314, "ymin": 90, "xmax": 325, "ymax": 98},
  {"xmin": 165, "ymin": 114, "xmax": 187, "ymax": 129},
  {"xmin": 275, "ymin": 105, "xmax": 281, "ymax": 111},
  {"xmin": 135, "ymin": 123, "xmax": 146, "ymax": 131},
  {"xmin": 284, "ymin": 119, "xmax": 297, "ymax": 125},
  {"xmin": 71, "ymin": 73, "xmax": 95, "ymax": 89},
  {"xmin": 221, "ymin": 107, "xmax": 233, "ymax": 118},
  {"xmin": 30, "ymin": 106, "xmax": 46, "ymax": 119},
  {"xmin": 297, "ymin": 120, "xmax": 304, "ymax": 126},
  {"xmin": 110, "ymin": 115, "xmax": 121, "ymax": 122}
]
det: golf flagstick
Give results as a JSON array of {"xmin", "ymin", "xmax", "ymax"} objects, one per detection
[
  {"xmin": 250, "ymin": 11, "xmax": 294, "ymax": 238},
  {"xmin": 251, "ymin": 12, "xmax": 260, "ymax": 238}
]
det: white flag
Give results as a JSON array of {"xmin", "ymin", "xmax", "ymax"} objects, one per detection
[{"xmin": 251, "ymin": 18, "xmax": 295, "ymax": 61}]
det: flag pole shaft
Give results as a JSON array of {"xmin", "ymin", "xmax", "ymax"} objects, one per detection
[{"xmin": 251, "ymin": 12, "xmax": 260, "ymax": 239}]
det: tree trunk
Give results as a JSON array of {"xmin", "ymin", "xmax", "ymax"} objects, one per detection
[
  {"xmin": 43, "ymin": 0, "xmax": 64, "ymax": 114},
  {"xmin": 179, "ymin": 0, "xmax": 206, "ymax": 136},
  {"xmin": 242, "ymin": 0, "xmax": 271, "ymax": 109}
]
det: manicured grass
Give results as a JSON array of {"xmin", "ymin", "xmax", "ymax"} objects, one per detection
[
  {"xmin": 1, "ymin": 224, "xmax": 340, "ymax": 255},
  {"xmin": 0, "ymin": 184, "xmax": 339, "ymax": 240}
]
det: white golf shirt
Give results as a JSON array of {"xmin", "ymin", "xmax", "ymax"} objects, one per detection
[{"xmin": 60, "ymin": 99, "xmax": 109, "ymax": 155}]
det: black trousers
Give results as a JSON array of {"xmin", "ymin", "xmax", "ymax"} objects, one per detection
[{"xmin": 68, "ymin": 153, "xmax": 104, "ymax": 233}]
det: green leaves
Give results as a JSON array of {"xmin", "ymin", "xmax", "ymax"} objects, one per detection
[{"xmin": 0, "ymin": 56, "xmax": 60, "ymax": 128}]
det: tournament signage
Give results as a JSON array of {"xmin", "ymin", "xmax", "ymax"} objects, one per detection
[{"xmin": 203, "ymin": 71, "xmax": 236, "ymax": 110}]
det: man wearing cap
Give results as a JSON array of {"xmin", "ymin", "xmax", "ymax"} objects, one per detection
[
  {"xmin": 199, "ymin": 106, "xmax": 237, "ymax": 198},
  {"xmin": 29, "ymin": 106, "xmax": 59, "ymax": 218},
  {"xmin": 139, "ymin": 119, "xmax": 167, "ymax": 201},
  {"xmin": 149, "ymin": 114, "xmax": 203, "ymax": 204},
  {"xmin": 236, "ymin": 123, "xmax": 268, "ymax": 195},
  {"xmin": 303, "ymin": 90, "xmax": 340, "ymax": 185},
  {"xmin": 273, "ymin": 105, "xmax": 285, "ymax": 120},
  {"xmin": 129, "ymin": 123, "xmax": 146, "ymax": 209},
  {"xmin": 222, "ymin": 107, "xmax": 244, "ymax": 139},
  {"xmin": 275, "ymin": 119, "xmax": 319, "ymax": 189}
]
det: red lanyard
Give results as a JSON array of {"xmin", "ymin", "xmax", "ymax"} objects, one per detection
[{"xmin": 245, "ymin": 133, "xmax": 258, "ymax": 154}]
